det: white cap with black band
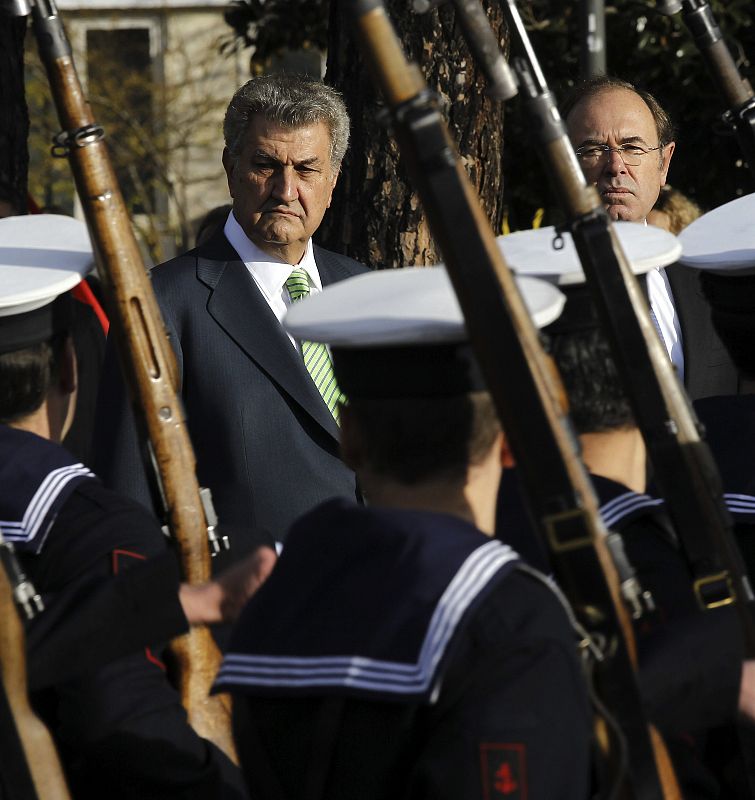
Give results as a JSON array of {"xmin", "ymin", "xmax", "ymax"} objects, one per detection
[{"xmin": 0, "ymin": 215, "xmax": 93, "ymax": 354}]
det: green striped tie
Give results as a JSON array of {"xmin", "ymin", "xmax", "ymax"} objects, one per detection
[{"xmin": 286, "ymin": 268, "xmax": 344, "ymax": 423}]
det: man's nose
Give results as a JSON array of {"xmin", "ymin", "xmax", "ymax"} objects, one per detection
[
  {"xmin": 603, "ymin": 148, "xmax": 628, "ymax": 175},
  {"xmin": 271, "ymin": 167, "xmax": 298, "ymax": 202}
]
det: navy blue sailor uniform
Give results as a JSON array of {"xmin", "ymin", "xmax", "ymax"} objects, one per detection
[
  {"xmin": 497, "ymin": 469, "xmax": 746, "ymax": 799},
  {"xmin": 0, "ymin": 423, "xmax": 248, "ymax": 799},
  {"xmin": 214, "ymin": 498, "xmax": 593, "ymax": 800},
  {"xmin": 694, "ymin": 394, "xmax": 755, "ymax": 573}
]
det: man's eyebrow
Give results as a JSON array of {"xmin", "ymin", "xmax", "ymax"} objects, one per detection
[
  {"xmin": 253, "ymin": 149, "xmax": 282, "ymax": 164},
  {"xmin": 252, "ymin": 150, "xmax": 323, "ymax": 168},
  {"xmin": 577, "ymin": 135, "xmax": 654, "ymax": 147},
  {"xmin": 619, "ymin": 135, "xmax": 653, "ymax": 146},
  {"xmin": 293, "ymin": 156, "xmax": 323, "ymax": 168}
]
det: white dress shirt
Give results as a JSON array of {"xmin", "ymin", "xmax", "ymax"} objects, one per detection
[
  {"xmin": 642, "ymin": 217, "xmax": 684, "ymax": 381},
  {"xmin": 223, "ymin": 211, "xmax": 322, "ymax": 348}
]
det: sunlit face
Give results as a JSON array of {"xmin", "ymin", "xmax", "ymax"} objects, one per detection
[
  {"xmin": 223, "ymin": 116, "xmax": 338, "ymax": 263},
  {"xmin": 566, "ymin": 88, "xmax": 674, "ymax": 222}
]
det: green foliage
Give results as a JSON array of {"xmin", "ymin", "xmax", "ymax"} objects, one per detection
[{"xmin": 504, "ymin": 0, "xmax": 755, "ymax": 229}]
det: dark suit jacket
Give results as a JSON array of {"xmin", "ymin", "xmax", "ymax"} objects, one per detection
[
  {"xmin": 666, "ymin": 263, "xmax": 739, "ymax": 400},
  {"xmin": 93, "ymin": 231, "xmax": 368, "ymax": 554}
]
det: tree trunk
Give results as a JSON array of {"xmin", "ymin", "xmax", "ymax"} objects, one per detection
[
  {"xmin": 319, "ymin": 0, "xmax": 507, "ymax": 268},
  {"xmin": 0, "ymin": 14, "xmax": 29, "ymax": 213}
]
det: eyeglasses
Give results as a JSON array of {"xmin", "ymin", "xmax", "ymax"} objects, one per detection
[{"xmin": 575, "ymin": 143, "xmax": 662, "ymax": 167}]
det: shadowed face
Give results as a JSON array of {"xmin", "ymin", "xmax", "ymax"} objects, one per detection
[
  {"xmin": 566, "ymin": 88, "xmax": 674, "ymax": 222},
  {"xmin": 223, "ymin": 116, "xmax": 338, "ymax": 264}
]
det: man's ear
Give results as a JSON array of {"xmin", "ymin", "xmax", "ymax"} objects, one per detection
[
  {"xmin": 59, "ymin": 335, "xmax": 77, "ymax": 396},
  {"xmin": 498, "ymin": 432, "xmax": 515, "ymax": 469},
  {"xmin": 326, "ymin": 167, "xmax": 340, "ymax": 210},
  {"xmin": 222, "ymin": 147, "xmax": 236, "ymax": 197},
  {"xmin": 339, "ymin": 404, "xmax": 364, "ymax": 471},
  {"xmin": 660, "ymin": 141, "xmax": 675, "ymax": 186}
]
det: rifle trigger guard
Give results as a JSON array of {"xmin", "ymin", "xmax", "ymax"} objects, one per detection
[{"xmin": 51, "ymin": 124, "xmax": 105, "ymax": 157}]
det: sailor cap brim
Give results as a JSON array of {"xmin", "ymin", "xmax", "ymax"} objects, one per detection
[
  {"xmin": 284, "ymin": 266, "xmax": 565, "ymax": 347},
  {"xmin": 497, "ymin": 221, "xmax": 681, "ymax": 285},
  {"xmin": 0, "ymin": 215, "xmax": 94, "ymax": 354},
  {"xmin": 0, "ymin": 214, "xmax": 94, "ymax": 318},
  {"xmin": 283, "ymin": 266, "xmax": 565, "ymax": 399},
  {"xmin": 678, "ymin": 193, "xmax": 755, "ymax": 274}
]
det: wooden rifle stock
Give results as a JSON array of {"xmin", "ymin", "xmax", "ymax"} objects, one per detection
[
  {"xmin": 29, "ymin": 0, "xmax": 237, "ymax": 762},
  {"xmin": 0, "ymin": 542, "xmax": 70, "ymax": 799},
  {"xmin": 349, "ymin": 1, "xmax": 677, "ymax": 796}
]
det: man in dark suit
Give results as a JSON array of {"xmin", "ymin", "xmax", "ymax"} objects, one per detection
[
  {"xmin": 563, "ymin": 76, "xmax": 737, "ymax": 400},
  {"xmin": 94, "ymin": 74, "xmax": 368, "ymax": 555}
]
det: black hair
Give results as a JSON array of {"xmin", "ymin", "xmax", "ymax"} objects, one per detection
[
  {"xmin": 0, "ymin": 336, "xmax": 67, "ymax": 424},
  {"xmin": 344, "ymin": 392, "xmax": 500, "ymax": 485},
  {"xmin": 547, "ymin": 326, "xmax": 634, "ymax": 435}
]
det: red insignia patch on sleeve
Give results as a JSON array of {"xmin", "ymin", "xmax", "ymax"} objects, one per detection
[
  {"xmin": 112, "ymin": 548, "xmax": 166, "ymax": 671},
  {"xmin": 479, "ymin": 742, "xmax": 527, "ymax": 799}
]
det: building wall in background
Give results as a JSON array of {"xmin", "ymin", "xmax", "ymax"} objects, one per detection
[{"xmin": 28, "ymin": 0, "xmax": 246, "ymax": 263}]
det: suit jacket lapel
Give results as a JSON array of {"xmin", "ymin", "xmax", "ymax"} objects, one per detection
[
  {"xmin": 196, "ymin": 232, "xmax": 340, "ymax": 441},
  {"xmin": 314, "ymin": 244, "xmax": 357, "ymax": 286}
]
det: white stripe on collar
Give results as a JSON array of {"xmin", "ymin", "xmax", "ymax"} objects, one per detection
[
  {"xmin": 725, "ymin": 493, "xmax": 755, "ymax": 516},
  {"xmin": 600, "ymin": 489, "xmax": 755, "ymax": 527},
  {"xmin": 1, "ymin": 463, "xmax": 94, "ymax": 547},
  {"xmin": 600, "ymin": 491, "xmax": 664, "ymax": 529},
  {"xmin": 214, "ymin": 539, "xmax": 518, "ymax": 698}
]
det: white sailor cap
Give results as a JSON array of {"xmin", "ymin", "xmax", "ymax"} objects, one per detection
[
  {"xmin": 284, "ymin": 265, "xmax": 565, "ymax": 398},
  {"xmin": 678, "ymin": 193, "xmax": 755, "ymax": 275},
  {"xmin": 496, "ymin": 221, "xmax": 681, "ymax": 285},
  {"xmin": 676, "ymin": 194, "xmax": 755, "ymax": 376},
  {"xmin": 496, "ymin": 222, "xmax": 680, "ymax": 332},
  {"xmin": 0, "ymin": 215, "xmax": 94, "ymax": 354}
]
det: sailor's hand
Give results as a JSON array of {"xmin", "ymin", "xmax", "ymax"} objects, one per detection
[
  {"xmin": 738, "ymin": 660, "xmax": 755, "ymax": 722},
  {"xmin": 179, "ymin": 545, "xmax": 277, "ymax": 625}
]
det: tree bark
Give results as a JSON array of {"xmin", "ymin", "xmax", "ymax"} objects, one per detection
[
  {"xmin": 0, "ymin": 14, "xmax": 29, "ymax": 213},
  {"xmin": 320, "ymin": 0, "xmax": 507, "ymax": 268}
]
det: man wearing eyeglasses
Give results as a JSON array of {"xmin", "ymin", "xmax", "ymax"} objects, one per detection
[{"xmin": 563, "ymin": 76, "xmax": 738, "ymax": 400}]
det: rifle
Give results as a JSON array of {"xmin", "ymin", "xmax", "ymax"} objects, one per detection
[
  {"xmin": 501, "ymin": 0, "xmax": 755, "ymax": 668},
  {"xmin": 0, "ymin": 534, "xmax": 71, "ymax": 799},
  {"xmin": 22, "ymin": 0, "xmax": 237, "ymax": 762},
  {"xmin": 349, "ymin": 1, "xmax": 679, "ymax": 796},
  {"xmin": 656, "ymin": 0, "xmax": 755, "ymax": 182}
]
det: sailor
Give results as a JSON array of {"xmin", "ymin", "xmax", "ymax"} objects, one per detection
[
  {"xmin": 0, "ymin": 214, "xmax": 262, "ymax": 798},
  {"xmin": 495, "ymin": 221, "xmax": 755, "ymax": 796},
  {"xmin": 213, "ymin": 266, "xmax": 593, "ymax": 799},
  {"xmin": 677, "ymin": 193, "xmax": 755, "ymax": 797},
  {"xmin": 677, "ymin": 192, "xmax": 755, "ymax": 562}
]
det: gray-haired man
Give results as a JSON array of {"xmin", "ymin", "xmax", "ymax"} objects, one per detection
[{"xmin": 94, "ymin": 74, "xmax": 368, "ymax": 561}]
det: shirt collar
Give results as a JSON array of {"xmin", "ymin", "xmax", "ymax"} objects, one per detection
[{"xmin": 223, "ymin": 211, "xmax": 322, "ymax": 299}]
